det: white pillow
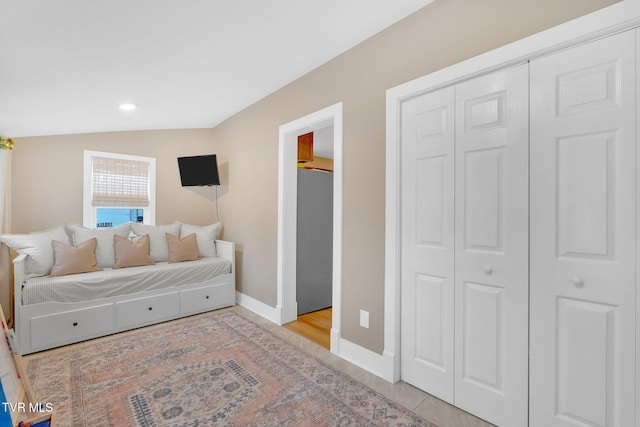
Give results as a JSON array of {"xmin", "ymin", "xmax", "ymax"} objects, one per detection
[
  {"xmin": 131, "ymin": 223, "xmax": 181, "ymax": 262},
  {"xmin": 0, "ymin": 225, "xmax": 70, "ymax": 278},
  {"xmin": 180, "ymin": 223, "xmax": 221, "ymax": 257},
  {"xmin": 68, "ymin": 223, "xmax": 132, "ymax": 268}
]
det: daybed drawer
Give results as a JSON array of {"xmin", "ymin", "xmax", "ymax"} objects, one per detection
[
  {"xmin": 116, "ymin": 292, "xmax": 179, "ymax": 328},
  {"xmin": 180, "ymin": 282, "xmax": 233, "ymax": 314},
  {"xmin": 31, "ymin": 304, "xmax": 115, "ymax": 350}
]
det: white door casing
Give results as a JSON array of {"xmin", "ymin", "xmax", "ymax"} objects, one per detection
[
  {"xmin": 454, "ymin": 64, "xmax": 529, "ymax": 426},
  {"xmin": 277, "ymin": 102, "xmax": 343, "ymax": 353},
  {"xmin": 400, "ymin": 86, "xmax": 455, "ymax": 402},
  {"xmin": 636, "ymin": 27, "xmax": 640, "ymax": 427},
  {"xmin": 530, "ymin": 30, "xmax": 636, "ymax": 427}
]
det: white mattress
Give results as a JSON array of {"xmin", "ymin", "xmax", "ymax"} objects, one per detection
[{"xmin": 22, "ymin": 257, "xmax": 232, "ymax": 305}]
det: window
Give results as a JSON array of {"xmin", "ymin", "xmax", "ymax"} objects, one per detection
[{"xmin": 83, "ymin": 151, "xmax": 156, "ymax": 228}]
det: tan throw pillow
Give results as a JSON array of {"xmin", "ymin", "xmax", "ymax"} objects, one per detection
[
  {"xmin": 49, "ymin": 238, "xmax": 102, "ymax": 277},
  {"xmin": 166, "ymin": 233, "xmax": 200, "ymax": 263},
  {"xmin": 113, "ymin": 234, "xmax": 155, "ymax": 269}
]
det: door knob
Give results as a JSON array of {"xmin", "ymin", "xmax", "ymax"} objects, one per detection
[
  {"xmin": 571, "ymin": 277, "xmax": 584, "ymax": 288},
  {"xmin": 483, "ymin": 265, "xmax": 493, "ymax": 275}
]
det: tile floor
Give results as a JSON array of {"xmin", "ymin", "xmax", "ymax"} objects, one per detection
[{"xmin": 25, "ymin": 305, "xmax": 495, "ymax": 427}]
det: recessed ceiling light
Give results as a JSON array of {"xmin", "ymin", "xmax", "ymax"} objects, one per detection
[{"xmin": 119, "ymin": 103, "xmax": 136, "ymax": 111}]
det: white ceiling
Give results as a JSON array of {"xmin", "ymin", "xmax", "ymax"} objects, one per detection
[{"xmin": 0, "ymin": 0, "xmax": 433, "ymax": 138}]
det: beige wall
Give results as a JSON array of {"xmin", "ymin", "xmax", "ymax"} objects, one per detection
[
  {"xmin": 10, "ymin": 0, "xmax": 619, "ymax": 354},
  {"xmin": 11, "ymin": 129, "xmax": 223, "ymax": 233},
  {"xmin": 206, "ymin": 0, "xmax": 619, "ymax": 353}
]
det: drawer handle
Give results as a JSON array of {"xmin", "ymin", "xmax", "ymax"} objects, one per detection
[
  {"xmin": 73, "ymin": 322, "xmax": 78, "ymax": 327},
  {"xmin": 571, "ymin": 277, "xmax": 584, "ymax": 289},
  {"xmin": 148, "ymin": 306, "xmax": 153, "ymax": 311},
  {"xmin": 205, "ymin": 295, "xmax": 210, "ymax": 299},
  {"xmin": 483, "ymin": 265, "xmax": 493, "ymax": 275}
]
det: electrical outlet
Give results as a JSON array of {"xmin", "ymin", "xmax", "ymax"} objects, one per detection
[{"xmin": 359, "ymin": 310, "xmax": 369, "ymax": 328}]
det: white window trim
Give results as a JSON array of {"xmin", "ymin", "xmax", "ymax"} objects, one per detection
[{"xmin": 83, "ymin": 150, "xmax": 156, "ymax": 228}]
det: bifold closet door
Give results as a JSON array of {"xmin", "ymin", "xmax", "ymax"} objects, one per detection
[
  {"xmin": 400, "ymin": 86, "xmax": 455, "ymax": 402},
  {"xmin": 400, "ymin": 65, "xmax": 529, "ymax": 426},
  {"xmin": 530, "ymin": 30, "xmax": 636, "ymax": 427},
  {"xmin": 453, "ymin": 64, "xmax": 529, "ymax": 427}
]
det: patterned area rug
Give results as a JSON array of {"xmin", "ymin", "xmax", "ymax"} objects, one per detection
[{"xmin": 27, "ymin": 308, "xmax": 437, "ymax": 426}]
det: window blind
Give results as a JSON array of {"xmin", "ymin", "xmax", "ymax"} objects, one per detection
[{"xmin": 91, "ymin": 156, "xmax": 150, "ymax": 207}]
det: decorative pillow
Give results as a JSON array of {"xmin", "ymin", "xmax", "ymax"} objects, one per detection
[
  {"xmin": 166, "ymin": 233, "xmax": 200, "ymax": 263},
  {"xmin": 0, "ymin": 225, "xmax": 70, "ymax": 277},
  {"xmin": 113, "ymin": 234, "xmax": 155, "ymax": 269},
  {"xmin": 179, "ymin": 223, "xmax": 221, "ymax": 258},
  {"xmin": 68, "ymin": 223, "xmax": 132, "ymax": 268},
  {"xmin": 49, "ymin": 238, "xmax": 102, "ymax": 277},
  {"xmin": 130, "ymin": 223, "xmax": 181, "ymax": 262}
]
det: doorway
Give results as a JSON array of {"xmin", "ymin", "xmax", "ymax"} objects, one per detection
[
  {"xmin": 277, "ymin": 102, "xmax": 343, "ymax": 354},
  {"xmin": 296, "ymin": 126, "xmax": 334, "ymax": 316}
]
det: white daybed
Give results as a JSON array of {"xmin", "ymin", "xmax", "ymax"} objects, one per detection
[{"xmin": 5, "ymin": 224, "xmax": 235, "ymax": 355}]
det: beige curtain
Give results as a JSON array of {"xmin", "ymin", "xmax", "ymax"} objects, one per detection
[{"xmin": 0, "ymin": 149, "xmax": 12, "ymax": 325}]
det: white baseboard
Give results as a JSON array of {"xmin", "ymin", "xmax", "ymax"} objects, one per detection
[
  {"xmin": 336, "ymin": 337, "xmax": 395, "ymax": 383},
  {"xmin": 238, "ymin": 292, "xmax": 396, "ymax": 383},
  {"xmin": 236, "ymin": 291, "xmax": 398, "ymax": 383},
  {"xmin": 235, "ymin": 291, "xmax": 280, "ymax": 324}
]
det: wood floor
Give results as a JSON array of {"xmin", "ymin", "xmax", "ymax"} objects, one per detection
[{"xmin": 283, "ymin": 307, "xmax": 331, "ymax": 349}]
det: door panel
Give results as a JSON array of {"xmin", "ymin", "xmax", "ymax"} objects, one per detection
[
  {"xmin": 461, "ymin": 281, "xmax": 503, "ymax": 391},
  {"xmin": 415, "ymin": 156, "xmax": 446, "ymax": 246},
  {"xmin": 401, "ymin": 86, "xmax": 455, "ymax": 402},
  {"xmin": 415, "ymin": 274, "xmax": 446, "ymax": 368},
  {"xmin": 463, "ymin": 147, "xmax": 503, "ymax": 252},
  {"xmin": 530, "ymin": 30, "xmax": 636, "ymax": 427},
  {"xmin": 556, "ymin": 297, "xmax": 615, "ymax": 426},
  {"xmin": 556, "ymin": 132, "xmax": 613, "ymax": 259},
  {"xmin": 454, "ymin": 64, "xmax": 529, "ymax": 427}
]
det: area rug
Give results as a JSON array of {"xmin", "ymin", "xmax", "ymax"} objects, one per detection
[{"xmin": 27, "ymin": 308, "xmax": 437, "ymax": 426}]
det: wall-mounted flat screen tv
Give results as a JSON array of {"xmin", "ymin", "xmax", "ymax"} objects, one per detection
[{"xmin": 177, "ymin": 154, "xmax": 220, "ymax": 186}]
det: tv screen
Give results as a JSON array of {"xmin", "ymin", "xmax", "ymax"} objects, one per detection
[{"xmin": 177, "ymin": 154, "xmax": 220, "ymax": 186}]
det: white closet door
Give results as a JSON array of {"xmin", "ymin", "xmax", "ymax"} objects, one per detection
[
  {"xmin": 454, "ymin": 64, "xmax": 529, "ymax": 427},
  {"xmin": 401, "ymin": 86, "xmax": 455, "ymax": 402},
  {"xmin": 530, "ymin": 30, "xmax": 636, "ymax": 427}
]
